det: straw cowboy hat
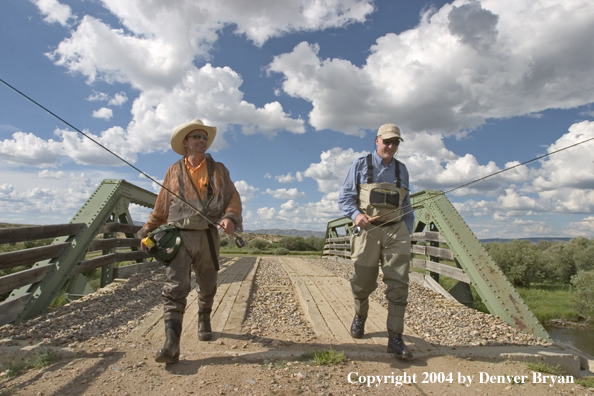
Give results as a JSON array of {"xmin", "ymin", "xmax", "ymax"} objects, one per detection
[{"xmin": 170, "ymin": 119, "xmax": 217, "ymax": 155}]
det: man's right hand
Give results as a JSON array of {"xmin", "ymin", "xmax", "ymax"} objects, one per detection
[{"xmin": 355, "ymin": 213, "xmax": 372, "ymax": 228}]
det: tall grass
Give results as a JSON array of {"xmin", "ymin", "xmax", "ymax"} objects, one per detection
[{"xmin": 516, "ymin": 284, "xmax": 581, "ymax": 323}]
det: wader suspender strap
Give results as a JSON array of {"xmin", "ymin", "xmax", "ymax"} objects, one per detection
[
  {"xmin": 206, "ymin": 225, "xmax": 220, "ymax": 271},
  {"xmin": 176, "ymin": 157, "xmax": 220, "ymax": 271},
  {"xmin": 366, "ymin": 153, "xmax": 401, "ymax": 187}
]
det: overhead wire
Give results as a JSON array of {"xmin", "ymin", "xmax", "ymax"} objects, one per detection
[
  {"xmin": 0, "ymin": 78, "xmax": 245, "ymax": 246},
  {"xmin": 2, "ymin": 77, "xmax": 593, "ymax": 237}
]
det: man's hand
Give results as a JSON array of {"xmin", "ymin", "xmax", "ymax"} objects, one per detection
[
  {"xmin": 219, "ymin": 218, "xmax": 235, "ymax": 235},
  {"xmin": 355, "ymin": 213, "xmax": 372, "ymax": 228}
]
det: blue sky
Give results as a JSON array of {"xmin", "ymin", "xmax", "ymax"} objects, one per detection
[{"xmin": 1, "ymin": 0, "xmax": 594, "ymax": 238}]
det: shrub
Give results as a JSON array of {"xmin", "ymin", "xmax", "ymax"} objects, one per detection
[
  {"xmin": 273, "ymin": 248, "xmax": 290, "ymax": 255},
  {"xmin": 219, "ymin": 239, "xmax": 229, "ymax": 247},
  {"xmin": 571, "ymin": 270, "xmax": 594, "ymax": 320},
  {"xmin": 248, "ymin": 238, "xmax": 270, "ymax": 250}
]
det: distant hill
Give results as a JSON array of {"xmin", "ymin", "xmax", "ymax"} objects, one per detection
[
  {"xmin": 244, "ymin": 228, "xmax": 325, "ymax": 238},
  {"xmin": 480, "ymin": 237, "xmax": 572, "ymax": 244}
]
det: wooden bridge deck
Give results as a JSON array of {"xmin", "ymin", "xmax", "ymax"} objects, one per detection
[
  {"xmin": 130, "ymin": 256, "xmax": 438, "ymax": 357},
  {"xmin": 278, "ymin": 256, "xmax": 439, "ymax": 355}
]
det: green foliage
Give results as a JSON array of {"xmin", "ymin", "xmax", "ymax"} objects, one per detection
[
  {"xmin": 516, "ymin": 284, "xmax": 581, "ymax": 323},
  {"xmin": 248, "ymin": 238, "xmax": 271, "ymax": 250},
  {"xmin": 570, "ymin": 270, "xmax": 594, "ymax": 320},
  {"xmin": 526, "ymin": 362, "xmax": 564, "ymax": 376},
  {"xmin": 277, "ymin": 236, "xmax": 323, "ymax": 252},
  {"xmin": 273, "ymin": 247, "xmax": 290, "ymax": 255},
  {"xmin": 576, "ymin": 376, "xmax": 594, "ymax": 388},
  {"xmin": 542, "ymin": 242, "xmax": 577, "ymax": 283},
  {"xmin": 311, "ymin": 349, "xmax": 346, "ymax": 365},
  {"xmin": 3, "ymin": 349, "xmax": 60, "ymax": 377},
  {"xmin": 484, "ymin": 240, "xmax": 548, "ymax": 286},
  {"xmin": 219, "ymin": 239, "xmax": 229, "ymax": 247}
]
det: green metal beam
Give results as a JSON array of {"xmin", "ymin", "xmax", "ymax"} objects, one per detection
[
  {"xmin": 325, "ymin": 217, "xmax": 354, "ymax": 239},
  {"xmin": 11, "ymin": 179, "xmax": 157, "ymax": 322},
  {"xmin": 411, "ymin": 190, "xmax": 550, "ymax": 341}
]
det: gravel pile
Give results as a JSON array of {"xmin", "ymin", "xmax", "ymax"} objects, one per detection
[
  {"xmin": 241, "ymin": 258, "xmax": 316, "ymax": 343},
  {"xmin": 305, "ymin": 257, "xmax": 551, "ymax": 347},
  {"xmin": 0, "ymin": 268, "xmax": 166, "ymax": 347}
]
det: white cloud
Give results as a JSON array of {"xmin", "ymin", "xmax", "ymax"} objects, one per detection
[
  {"xmin": 92, "ymin": 107, "xmax": 113, "ymax": 120},
  {"xmin": 0, "ymin": 132, "xmax": 62, "ymax": 167},
  {"xmin": 563, "ymin": 216, "xmax": 594, "ymax": 237},
  {"xmin": 56, "ymin": 127, "xmax": 137, "ymax": 166},
  {"xmin": 33, "ymin": 0, "xmax": 75, "ymax": 26},
  {"xmin": 269, "ymin": 0, "xmax": 594, "ymax": 135},
  {"xmin": 108, "ymin": 92, "xmax": 128, "ymax": 106},
  {"xmin": 265, "ymin": 188, "xmax": 306, "ymax": 199},
  {"xmin": 87, "ymin": 91, "xmax": 109, "ymax": 102},
  {"xmin": 235, "ymin": 180, "xmax": 259, "ymax": 203},
  {"xmin": 303, "ymin": 147, "xmax": 367, "ymax": 193}
]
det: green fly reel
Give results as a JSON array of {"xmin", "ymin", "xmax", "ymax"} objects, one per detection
[{"xmin": 142, "ymin": 225, "xmax": 183, "ymax": 263}]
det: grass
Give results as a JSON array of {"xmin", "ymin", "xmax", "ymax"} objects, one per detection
[
  {"xmin": 516, "ymin": 284, "xmax": 581, "ymax": 323},
  {"xmin": 311, "ymin": 349, "xmax": 346, "ymax": 365},
  {"xmin": 576, "ymin": 376, "xmax": 594, "ymax": 388},
  {"xmin": 526, "ymin": 362, "xmax": 564, "ymax": 376},
  {"xmin": 2, "ymin": 349, "xmax": 61, "ymax": 378}
]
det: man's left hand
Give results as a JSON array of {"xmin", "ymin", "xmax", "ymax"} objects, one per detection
[{"xmin": 219, "ymin": 218, "xmax": 235, "ymax": 235}]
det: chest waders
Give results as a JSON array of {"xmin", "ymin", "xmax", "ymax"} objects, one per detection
[
  {"xmin": 169, "ymin": 157, "xmax": 220, "ymax": 271},
  {"xmin": 350, "ymin": 153, "xmax": 411, "ymax": 339},
  {"xmin": 357, "ymin": 154, "xmax": 408, "ymax": 224}
]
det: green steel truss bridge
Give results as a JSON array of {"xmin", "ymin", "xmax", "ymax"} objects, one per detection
[{"xmin": 0, "ymin": 181, "xmax": 549, "ymax": 341}]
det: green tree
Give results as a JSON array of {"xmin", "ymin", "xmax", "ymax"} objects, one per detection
[
  {"xmin": 278, "ymin": 236, "xmax": 316, "ymax": 251},
  {"xmin": 543, "ymin": 243, "xmax": 577, "ymax": 283},
  {"xmin": 571, "ymin": 270, "xmax": 594, "ymax": 320},
  {"xmin": 484, "ymin": 240, "xmax": 547, "ymax": 286}
]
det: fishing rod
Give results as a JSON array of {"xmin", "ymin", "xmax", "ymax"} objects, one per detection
[
  {"xmin": 352, "ymin": 134, "xmax": 594, "ymax": 236},
  {"xmin": 0, "ymin": 78, "xmax": 246, "ymax": 247}
]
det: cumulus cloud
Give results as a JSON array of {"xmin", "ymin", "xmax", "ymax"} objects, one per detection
[
  {"xmin": 304, "ymin": 147, "xmax": 367, "ymax": 192},
  {"xmin": 92, "ymin": 107, "xmax": 113, "ymax": 120},
  {"xmin": 265, "ymin": 188, "xmax": 306, "ymax": 199},
  {"xmin": 235, "ymin": 180, "xmax": 259, "ymax": 203},
  {"xmin": 0, "ymin": 132, "xmax": 62, "ymax": 167},
  {"xmin": 269, "ymin": 0, "xmax": 594, "ymax": 135},
  {"xmin": 33, "ymin": 0, "xmax": 75, "ymax": 26},
  {"xmin": 275, "ymin": 172, "xmax": 304, "ymax": 183},
  {"xmin": 108, "ymin": 92, "xmax": 128, "ymax": 106}
]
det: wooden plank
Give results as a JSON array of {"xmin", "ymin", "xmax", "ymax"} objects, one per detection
[
  {"xmin": 72, "ymin": 253, "xmax": 117, "ymax": 276},
  {"xmin": 411, "ymin": 231, "xmax": 446, "ymax": 243},
  {"xmin": 223, "ymin": 258, "xmax": 259, "ymax": 332},
  {"xmin": 0, "ymin": 264, "xmax": 53, "ymax": 295},
  {"xmin": 212, "ymin": 258, "xmax": 253, "ymax": 332},
  {"xmin": 325, "ymin": 236, "xmax": 351, "ymax": 243},
  {"xmin": 0, "ymin": 243, "xmax": 69, "ymax": 270},
  {"xmin": 89, "ymin": 238, "xmax": 141, "ymax": 251},
  {"xmin": 98, "ymin": 223, "xmax": 143, "ymax": 234},
  {"xmin": 324, "ymin": 243, "xmax": 351, "ymax": 249},
  {"xmin": 411, "ymin": 259, "xmax": 470, "ymax": 283},
  {"xmin": 322, "ymin": 249, "xmax": 351, "ymax": 257},
  {"xmin": 280, "ymin": 258, "xmax": 334, "ymax": 341},
  {"xmin": 114, "ymin": 261, "xmax": 161, "ymax": 278},
  {"xmin": 0, "ymin": 223, "xmax": 85, "ymax": 244},
  {"xmin": 0, "ymin": 293, "xmax": 33, "ymax": 327},
  {"xmin": 411, "ymin": 245, "xmax": 455, "ymax": 261}
]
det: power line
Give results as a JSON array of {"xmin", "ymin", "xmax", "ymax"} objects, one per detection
[{"xmin": 0, "ymin": 78, "xmax": 245, "ymax": 246}]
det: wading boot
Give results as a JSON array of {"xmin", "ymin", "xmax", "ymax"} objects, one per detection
[
  {"xmin": 350, "ymin": 314, "xmax": 366, "ymax": 339},
  {"xmin": 155, "ymin": 319, "xmax": 182, "ymax": 364},
  {"xmin": 387, "ymin": 334, "xmax": 413, "ymax": 360},
  {"xmin": 198, "ymin": 310, "xmax": 212, "ymax": 341}
]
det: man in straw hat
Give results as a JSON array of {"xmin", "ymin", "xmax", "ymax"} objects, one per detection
[
  {"xmin": 337, "ymin": 123, "xmax": 415, "ymax": 360},
  {"xmin": 138, "ymin": 119, "xmax": 242, "ymax": 364}
]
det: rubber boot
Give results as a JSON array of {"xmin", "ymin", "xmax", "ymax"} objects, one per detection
[
  {"xmin": 155, "ymin": 319, "xmax": 182, "ymax": 364},
  {"xmin": 350, "ymin": 314, "xmax": 366, "ymax": 339},
  {"xmin": 198, "ymin": 309, "xmax": 212, "ymax": 341},
  {"xmin": 387, "ymin": 334, "xmax": 413, "ymax": 360}
]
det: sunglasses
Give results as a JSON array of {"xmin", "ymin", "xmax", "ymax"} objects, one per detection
[
  {"xmin": 187, "ymin": 134, "xmax": 209, "ymax": 141},
  {"xmin": 382, "ymin": 139, "xmax": 400, "ymax": 146}
]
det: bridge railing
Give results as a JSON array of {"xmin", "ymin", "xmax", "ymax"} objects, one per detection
[
  {"xmin": 0, "ymin": 222, "xmax": 156, "ymax": 326},
  {"xmin": 322, "ymin": 231, "xmax": 471, "ymax": 303},
  {"xmin": 322, "ymin": 190, "xmax": 551, "ymax": 341}
]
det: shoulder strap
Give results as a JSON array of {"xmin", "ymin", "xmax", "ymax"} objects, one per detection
[
  {"xmin": 366, "ymin": 153, "xmax": 373, "ymax": 184},
  {"xmin": 176, "ymin": 159, "xmax": 186, "ymax": 200},
  {"xmin": 394, "ymin": 160, "xmax": 401, "ymax": 188},
  {"xmin": 205, "ymin": 154, "xmax": 215, "ymax": 199}
]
